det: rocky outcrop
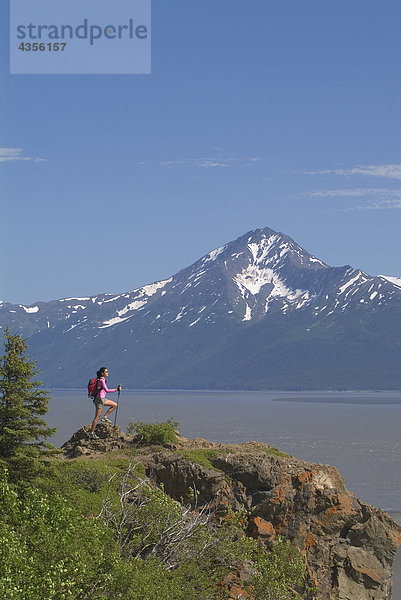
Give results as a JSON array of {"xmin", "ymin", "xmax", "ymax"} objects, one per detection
[
  {"xmin": 61, "ymin": 427, "xmax": 401, "ymax": 600},
  {"xmin": 61, "ymin": 423, "xmax": 130, "ymax": 457},
  {"xmin": 147, "ymin": 442, "xmax": 401, "ymax": 600}
]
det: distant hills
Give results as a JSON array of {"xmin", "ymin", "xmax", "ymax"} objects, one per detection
[{"xmin": 2, "ymin": 226, "xmax": 401, "ymax": 390}]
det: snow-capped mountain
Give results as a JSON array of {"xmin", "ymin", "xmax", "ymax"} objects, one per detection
[{"xmin": 1, "ymin": 227, "xmax": 401, "ymax": 390}]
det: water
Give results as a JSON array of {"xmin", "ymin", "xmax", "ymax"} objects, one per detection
[{"xmin": 47, "ymin": 389, "xmax": 401, "ymax": 598}]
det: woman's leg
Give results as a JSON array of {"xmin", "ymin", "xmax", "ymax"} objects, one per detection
[
  {"xmin": 103, "ymin": 399, "xmax": 117, "ymax": 418},
  {"xmin": 91, "ymin": 405, "xmax": 103, "ymax": 433}
]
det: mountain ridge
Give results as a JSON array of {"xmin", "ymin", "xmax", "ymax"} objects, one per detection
[{"xmin": 2, "ymin": 226, "xmax": 401, "ymax": 389}]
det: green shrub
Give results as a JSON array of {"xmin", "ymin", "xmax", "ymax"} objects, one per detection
[
  {"xmin": 108, "ymin": 556, "xmax": 222, "ymax": 600},
  {"xmin": 127, "ymin": 419, "xmax": 179, "ymax": 445},
  {"xmin": 0, "ymin": 470, "xmax": 221, "ymax": 600},
  {"xmin": 0, "ymin": 474, "xmax": 119, "ymax": 600},
  {"xmin": 0, "ymin": 461, "xmax": 309, "ymax": 600},
  {"xmin": 247, "ymin": 538, "xmax": 307, "ymax": 600},
  {"xmin": 34, "ymin": 457, "xmax": 137, "ymax": 517},
  {"xmin": 67, "ymin": 466, "xmax": 109, "ymax": 493},
  {"xmin": 98, "ymin": 470, "xmax": 309, "ymax": 600}
]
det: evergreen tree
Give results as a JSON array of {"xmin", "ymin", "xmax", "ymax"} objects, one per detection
[{"xmin": 0, "ymin": 329, "xmax": 56, "ymax": 478}]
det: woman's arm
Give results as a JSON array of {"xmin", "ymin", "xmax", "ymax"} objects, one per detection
[{"xmin": 100, "ymin": 379, "xmax": 117, "ymax": 394}]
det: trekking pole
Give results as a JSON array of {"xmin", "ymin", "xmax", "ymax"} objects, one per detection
[{"xmin": 113, "ymin": 389, "xmax": 121, "ymax": 427}]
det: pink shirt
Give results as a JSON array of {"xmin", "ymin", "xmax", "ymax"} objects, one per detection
[{"xmin": 96, "ymin": 378, "xmax": 117, "ymax": 399}]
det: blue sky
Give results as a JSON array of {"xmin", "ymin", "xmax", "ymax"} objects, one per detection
[{"xmin": 2, "ymin": 0, "xmax": 401, "ymax": 304}]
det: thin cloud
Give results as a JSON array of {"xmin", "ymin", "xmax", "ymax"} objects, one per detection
[
  {"xmin": 0, "ymin": 147, "xmax": 47, "ymax": 163},
  {"xmin": 140, "ymin": 155, "xmax": 264, "ymax": 170},
  {"xmin": 161, "ymin": 158, "xmax": 231, "ymax": 169},
  {"xmin": 307, "ymin": 188, "xmax": 401, "ymax": 210},
  {"xmin": 303, "ymin": 163, "xmax": 401, "ymax": 180}
]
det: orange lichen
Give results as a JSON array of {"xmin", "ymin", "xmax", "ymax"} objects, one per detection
[
  {"xmin": 305, "ymin": 532, "xmax": 317, "ymax": 551},
  {"xmin": 358, "ymin": 568, "xmax": 383, "ymax": 584},
  {"xmin": 228, "ymin": 584, "xmax": 249, "ymax": 599},
  {"xmin": 249, "ymin": 516, "xmax": 276, "ymax": 540},
  {"xmin": 391, "ymin": 528, "xmax": 401, "ymax": 546},
  {"xmin": 297, "ymin": 471, "xmax": 313, "ymax": 485},
  {"xmin": 272, "ymin": 483, "xmax": 293, "ymax": 503}
]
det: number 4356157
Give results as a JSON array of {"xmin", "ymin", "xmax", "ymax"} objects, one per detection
[{"xmin": 19, "ymin": 42, "xmax": 67, "ymax": 51}]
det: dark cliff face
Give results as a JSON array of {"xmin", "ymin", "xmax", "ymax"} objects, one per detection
[{"xmin": 62, "ymin": 425, "xmax": 401, "ymax": 600}]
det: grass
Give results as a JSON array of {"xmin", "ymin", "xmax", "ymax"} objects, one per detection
[
  {"xmin": 36, "ymin": 453, "xmax": 145, "ymax": 516},
  {"xmin": 240, "ymin": 441, "xmax": 291, "ymax": 459},
  {"xmin": 179, "ymin": 448, "xmax": 233, "ymax": 470},
  {"xmin": 259, "ymin": 446, "xmax": 291, "ymax": 458}
]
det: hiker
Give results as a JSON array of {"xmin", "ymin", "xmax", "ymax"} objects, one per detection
[{"xmin": 89, "ymin": 367, "xmax": 121, "ymax": 440}]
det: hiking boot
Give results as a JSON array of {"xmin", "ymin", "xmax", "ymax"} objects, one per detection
[
  {"xmin": 101, "ymin": 417, "xmax": 112, "ymax": 424},
  {"xmin": 88, "ymin": 431, "xmax": 99, "ymax": 440}
]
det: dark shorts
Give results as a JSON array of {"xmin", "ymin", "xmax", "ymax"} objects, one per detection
[{"xmin": 93, "ymin": 397, "xmax": 104, "ymax": 407}]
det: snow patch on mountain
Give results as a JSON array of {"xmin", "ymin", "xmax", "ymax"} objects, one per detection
[
  {"xmin": 338, "ymin": 273, "xmax": 361, "ymax": 294},
  {"xmin": 60, "ymin": 297, "xmax": 90, "ymax": 302},
  {"xmin": 338, "ymin": 271, "xmax": 370, "ymax": 296},
  {"xmin": 229, "ymin": 235, "xmax": 316, "ymax": 317},
  {"xmin": 99, "ymin": 315, "xmax": 132, "ymax": 329},
  {"xmin": 96, "ymin": 278, "xmax": 173, "ymax": 329},
  {"xmin": 235, "ymin": 264, "xmax": 306, "ymax": 305},
  {"xmin": 102, "ymin": 295, "xmax": 125, "ymax": 303},
  {"xmin": 309, "ymin": 256, "xmax": 326, "ymax": 266},
  {"xmin": 140, "ymin": 278, "xmax": 172, "ymax": 296},
  {"xmin": 20, "ymin": 305, "xmax": 39, "ymax": 313},
  {"xmin": 98, "ymin": 300, "xmax": 147, "ymax": 328},
  {"xmin": 202, "ymin": 245, "xmax": 226, "ymax": 264},
  {"xmin": 243, "ymin": 304, "xmax": 252, "ymax": 321},
  {"xmin": 172, "ymin": 307, "xmax": 187, "ymax": 323},
  {"xmin": 188, "ymin": 270, "xmax": 206, "ymax": 284},
  {"xmin": 248, "ymin": 236, "xmax": 280, "ymax": 263},
  {"xmin": 235, "ymin": 264, "xmax": 273, "ymax": 296},
  {"xmin": 295, "ymin": 292, "xmax": 313, "ymax": 309},
  {"xmin": 379, "ymin": 275, "xmax": 401, "ymax": 288},
  {"xmin": 118, "ymin": 301, "xmax": 147, "ymax": 316}
]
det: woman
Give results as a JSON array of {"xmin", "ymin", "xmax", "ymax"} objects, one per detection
[{"xmin": 89, "ymin": 367, "xmax": 121, "ymax": 440}]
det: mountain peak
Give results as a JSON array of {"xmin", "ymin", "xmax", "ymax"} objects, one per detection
[{"xmin": 230, "ymin": 227, "xmax": 328, "ymax": 271}]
